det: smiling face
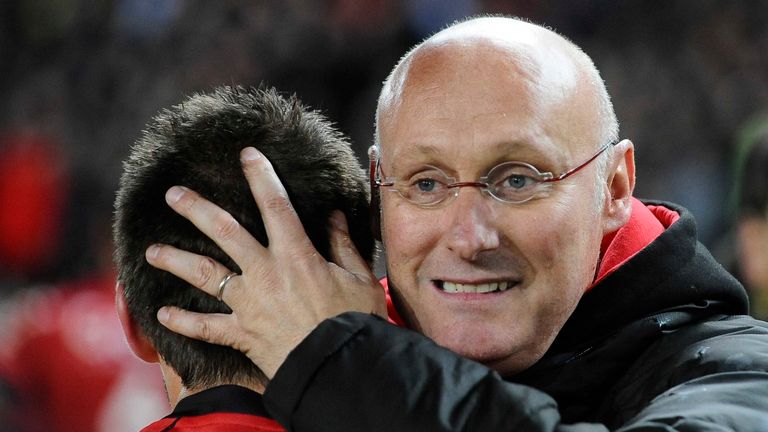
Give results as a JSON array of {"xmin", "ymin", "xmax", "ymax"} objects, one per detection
[{"xmin": 377, "ymin": 20, "xmax": 623, "ymax": 375}]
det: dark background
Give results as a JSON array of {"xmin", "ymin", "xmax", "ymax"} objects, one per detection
[{"xmin": 1, "ymin": 0, "xmax": 766, "ymax": 288}]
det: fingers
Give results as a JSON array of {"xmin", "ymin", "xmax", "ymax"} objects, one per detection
[
  {"xmin": 329, "ymin": 211, "xmax": 374, "ymax": 283},
  {"xmin": 157, "ymin": 306, "xmax": 245, "ymax": 349},
  {"xmin": 239, "ymin": 147, "xmax": 314, "ymax": 252},
  {"xmin": 165, "ymin": 185, "xmax": 265, "ymax": 266},
  {"xmin": 146, "ymin": 244, "xmax": 241, "ymax": 302}
]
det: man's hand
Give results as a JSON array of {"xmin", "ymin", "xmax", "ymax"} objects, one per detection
[{"xmin": 146, "ymin": 146, "xmax": 386, "ymax": 378}]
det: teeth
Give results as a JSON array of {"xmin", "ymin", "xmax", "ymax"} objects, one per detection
[{"xmin": 442, "ymin": 281, "xmax": 511, "ymax": 293}]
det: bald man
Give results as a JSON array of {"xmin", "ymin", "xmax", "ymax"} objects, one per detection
[{"xmin": 148, "ymin": 17, "xmax": 768, "ymax": 430}]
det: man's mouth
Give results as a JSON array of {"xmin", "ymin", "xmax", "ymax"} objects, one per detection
[{"xmin": 435, "ymin": 280, "xmax": 514, "ymax": 294}]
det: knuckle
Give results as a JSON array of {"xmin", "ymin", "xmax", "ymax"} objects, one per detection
[
  {"xmin": 331, "ymin": 228, "xmax": 348, "ymax": 246},
  {"xmin": 292, "ymin": 250, "xmax": 321, "ymax": 273},
  {"xmin": 197, "ymin": 319, "xmax": 214, "ymax": 342},
  {"xmin": 214, "ymin": 212, "xmax": 241, "ymax": 241},
  {"xmin": 195, "ymin": 257, "xmax": 217, "ymax": 288},
  {"xmin": 262, "ymin": 194, "xmax": 294, "ymax": 214},
  {"xmin": 234, "ymin": 341, "xmax": 253, "ymax": 358}
]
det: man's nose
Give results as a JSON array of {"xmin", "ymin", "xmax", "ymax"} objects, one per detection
[{"xmin": 444, "ymin": 188, "xmax": 501, "ymax": 261}]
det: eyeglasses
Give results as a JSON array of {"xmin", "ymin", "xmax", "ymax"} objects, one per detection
[{"xmin": 369, "ymin": 140, "xmax": 618, "ymax": 208}]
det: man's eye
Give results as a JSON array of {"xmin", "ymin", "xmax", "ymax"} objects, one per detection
[
  {"xmin": 504, "ymin": 175, "xmax": 533, "ymax": 189},
  {"xmin": 416, "ymin": 179, "xmax": 437, "ymax": 192}
]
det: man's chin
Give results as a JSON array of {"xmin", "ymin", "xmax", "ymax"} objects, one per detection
[
  {"xmin": 481, "ymin": 354, "xmax": 540, "ymax": 376},
  {"xmin": 441, "ymin": 339, "xmax": 541, "ymax": 376},
  {"xmin": 440, "ymin": 339, "xmax": 502, "ymax": 361}
]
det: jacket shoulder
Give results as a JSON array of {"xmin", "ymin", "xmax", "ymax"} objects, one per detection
[{"xmin": 607, "ymin": 314, "xmax": 768, "ymax": 426}]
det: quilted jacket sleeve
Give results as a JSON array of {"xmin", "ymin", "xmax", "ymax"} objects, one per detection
[{"xmin": 263, "ymin": 312, "xmax": 768, "ymax": 432}]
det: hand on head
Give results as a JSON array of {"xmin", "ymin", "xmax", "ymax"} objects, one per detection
[{"xmin": 148, "ymin": 147, "xmax": 386, "ymax": 379}]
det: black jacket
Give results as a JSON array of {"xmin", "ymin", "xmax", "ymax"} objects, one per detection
[{"xmin": 264, "ymin": 201, "xmax": 768, "ymax": 431}]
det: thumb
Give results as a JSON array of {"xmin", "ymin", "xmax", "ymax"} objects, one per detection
[{"xmin": 329, "ymin": 211, "xmax": 374, "ymax": 283}]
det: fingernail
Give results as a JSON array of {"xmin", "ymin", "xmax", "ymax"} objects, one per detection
[
  {"xmin": 241, "ymin": 147, "xmax": 261, "ymax": 162},
  {"xmin": 157, "ymin": 307, "xmax": 170, "ymax": 323},
  {"xmin": 146, "ymin": 244, "xmax": 161, "ymax": 260},
  {"xmin": 166, "ymin": 186, "xmax": 187, "ymax": 204},
  {"xmin": 332, "ymin": 211, "xmax": 348, "ymax": 232}
]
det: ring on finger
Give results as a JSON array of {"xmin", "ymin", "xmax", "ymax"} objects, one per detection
[{"xmin": 217, "ymin": 271, "xmax": 238, "ymax": 301}]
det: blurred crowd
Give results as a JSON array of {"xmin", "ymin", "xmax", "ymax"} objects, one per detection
[{"xmin": 0, "ymin": 1, "xmax": 766, "ymax": 431}]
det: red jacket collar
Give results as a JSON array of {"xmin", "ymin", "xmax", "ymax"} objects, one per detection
[
  {"xmin": 381, "ymin": 278, "xmax": 406, "ymax": 326},
  {"xmin": 590, "ymin": 197, "xmax": 679, "ymax": 289}
]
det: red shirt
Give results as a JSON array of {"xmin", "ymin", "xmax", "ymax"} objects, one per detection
[
  {"xmin": 0, "ymin": 272, "xmax": 167, "ymax": 431},
  {"xmin": 141, "ymin": 385, "xmax": 283, "ymax": 431}
]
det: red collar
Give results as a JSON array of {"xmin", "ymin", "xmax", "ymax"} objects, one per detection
[
  {"xmin": 381, "ymin": 197, "xmax": 680, "ymax": 324},
  {"xmin": 590, "ymin": 197, "xmax": 679, "ymax": 289},
  {"xmin": 381, "ymin": 278, "xmax": 406, "ymax": 326}
]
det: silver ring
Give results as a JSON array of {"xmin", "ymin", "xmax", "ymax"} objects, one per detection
[{"xmin": 217, "ymin": 272, "xmax": 238, "ymax": 301}]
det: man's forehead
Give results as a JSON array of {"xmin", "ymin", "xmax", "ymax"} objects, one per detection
[
  {"xmin": 385, "ymin": 137, "xmax": 564, "ymax": 164},
  {"xmin": 415, "ymin": 35, "xmax": 579, "ymax": 98},
  {"xmin": 377, "ymin": 17, "xmax": 604, "ymax": 164},
  {"xmin": 384, "ymin": 22, "xmax": 585, "ymax": 115},
  {"xmin": 402, "ymin": 36, "xmax": 540, "ymax": 86},
  {"xmin": 383, "ymin": 43, "xmax": 542, "ymax": 126},
  {"xmin": 382, "ymin": 20, "xmax": 547, "ymax": 99}
]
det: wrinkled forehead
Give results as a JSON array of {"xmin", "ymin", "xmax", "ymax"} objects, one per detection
[
  {"xmin": 379, "ymin": 49, "xmax": 581, "ymax": 162},
  {"xmin": 381, "ymin": 20, "xmax": 583, "ymax": 112},
  {"xmin": 378, "ymin": 35, "xmax": 595, "ymax": 166}
]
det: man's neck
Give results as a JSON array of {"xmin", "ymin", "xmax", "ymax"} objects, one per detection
[{"xmin": 160, "ymin": 362, "xmax": 266, "ymax": 409}]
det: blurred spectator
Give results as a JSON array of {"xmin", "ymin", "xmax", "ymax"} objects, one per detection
[
  {"xmin": 0, "ymin": 272, "xmax": 168, "ymax": 432},
  {"xmin": 113, "ymin": 0, "xmax": 182, "ymax": 42},
  {"xmin": 0, "ymin": 0, "xmax": 767, "ymax": 426},
  {"xmin": 2, "ymin": 1, "xmax": 765, "ymax": 274},
  {"xmin": 0, "ymin": 133, "xmax": 167, "ymax": 431},
  {"xmin": 404, "ymin": 0, "xmax": 476, "ymax": 38},
  {"xmin": 0, "ymin": 132, "xmax": 68, "ymax": 288},
  {"xmin": 732, "ymin": 113, "xmax": 768, "ymax": 319}
]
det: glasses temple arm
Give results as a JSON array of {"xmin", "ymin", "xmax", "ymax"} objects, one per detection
[{"xmin": 553, "ymin": 139, "xmax": 619, "ymax": 181}]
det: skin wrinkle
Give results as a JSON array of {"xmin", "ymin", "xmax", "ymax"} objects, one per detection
[
  {"xmin": 388, "ymin": 138, "xmax": 563, "ymax": 167},
  {"xmin": 375, "ymin": 17, "xmax": 629, "ymax": 374},
  {"xmin": 376, "ymin": 18, "xmax": 618, "ymax": 151}
]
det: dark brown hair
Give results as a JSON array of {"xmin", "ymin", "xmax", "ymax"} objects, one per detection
[{"xmin": 113, "ymin": 85, "xmax": 373, "ymax": 388}]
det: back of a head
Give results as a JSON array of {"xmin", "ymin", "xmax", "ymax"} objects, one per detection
[{"xmin": 113, "ymin": 86, "xmax": 373, "ymax": 389}]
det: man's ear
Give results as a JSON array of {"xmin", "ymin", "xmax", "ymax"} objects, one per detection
[
  {"xmin": 602, "ymin": 139, "xmax": 636, "ymax": 234},
  {"xmin": 115, "ymin": 281, "xmax": 160, "ymax": 363},
  {"xmin": 368, "ymin": 145, "xmax": 383, "ymax": 241}
]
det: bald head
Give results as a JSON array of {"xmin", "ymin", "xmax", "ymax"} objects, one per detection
[{"xmin": 376, "ymin": 17, "xmax": 618, "ymax": 153}]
